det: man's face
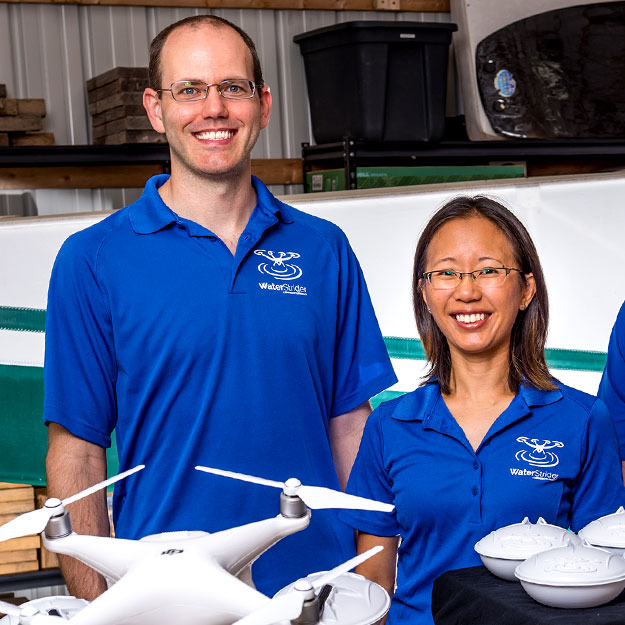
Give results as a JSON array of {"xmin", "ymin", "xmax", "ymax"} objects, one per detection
[{"xmin": 144, "ymin": 24, "xmax": 271, "ymax": 180}]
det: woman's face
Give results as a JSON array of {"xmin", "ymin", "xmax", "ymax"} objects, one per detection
[{"xmin": 421, "ymin": 216, "xmax": 536, "ymax": 361}]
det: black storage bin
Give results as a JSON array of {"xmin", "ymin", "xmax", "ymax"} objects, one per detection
[{"xmin": 294, "ymin": 21, "xmax": 457, "ymax": 144}]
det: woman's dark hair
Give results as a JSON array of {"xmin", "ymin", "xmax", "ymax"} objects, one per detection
[
  {"xmin": 412, "ymin": 195, "xmax": 556, "ymax": 395},
  {"xmin": 148, "ymin": 15, "xmax": 264, "ymax": 92}
]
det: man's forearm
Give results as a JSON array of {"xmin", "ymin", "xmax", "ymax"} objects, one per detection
[
  {"xmin": 329, "ymin": 402, "xmax": 372, "ymax": 491},
  {"xmin": 46, "ymin": 423, "xmax": 110, "ymax": 600}
]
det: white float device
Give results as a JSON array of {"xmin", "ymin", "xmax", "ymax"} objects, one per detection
[
  {"xmin": 579, "ymin": 507, "xmax": 625, "ymax": 556},
  {"xmin": 515, "ymin": 541, "xmax": 625, "ymax": 608},
  {"xmin": 474, "ymin": 517, "xmax": 579, "ymax": 581},
  {"xmin": 275, "ymin": 571, "xmax": 390, "ymax": 625}
]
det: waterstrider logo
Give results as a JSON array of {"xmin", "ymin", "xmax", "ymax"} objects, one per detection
[
  {"xmin": 510, "ymin": 437, "xmax": 564, "ymax": 481},
  {"xmin": 254, "ymin": 250, "xmax": 303, "ymax": 280},
  {"xmin": 255, "ymin": 249, "xmax": 307, "ymax": 295},
  {"xmin": 515, "ymin": 437, "xmax": 563, "ymax": 467}
]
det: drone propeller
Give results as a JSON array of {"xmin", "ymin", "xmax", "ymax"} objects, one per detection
[
  {"xmin": 0, "ymin": 464, "xmax": 145, "ymax": 543},
  {"xmin": 195, "ymin": 466, "xmax": 394, "ymax": 513},
  {"xmin": 0, "ymin": 600, "xmax": 62, "ymax": 624},
  {"xmin": 232, "ymin": 546, "xmax": 384, "ymax": 625}
]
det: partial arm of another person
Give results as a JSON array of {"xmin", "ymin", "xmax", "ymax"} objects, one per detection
[
  {"xmin": 355, "ymin": 531, "xmax": 400, "ymax": 621},
  {"xmin": 329, "ymin": 401, "xmax": 371, "ymax": 491},
  {"xmin": 597, "ymin": 302, "xmax": 625, "ymax": 485},
  {"xmin": 46, "ymin": 423, "xmax": 110, "ymax": 600}
]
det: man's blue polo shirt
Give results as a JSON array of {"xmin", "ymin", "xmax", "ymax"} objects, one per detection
[
  {"xmin": 341, "ymin": 382, "xmax": 625, "ymax": 625},
  {"xmin": 599, "ymin": 300, "xmax": 625, "ymax": 459},
  {"xmin": 44, "ymin": 174, "xmax": 397, "ymax": 595}
]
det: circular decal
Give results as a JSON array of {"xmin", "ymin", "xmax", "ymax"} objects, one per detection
[{"xmin": 494, "ymin": 69, "xmax": 516, "ymax": 98}]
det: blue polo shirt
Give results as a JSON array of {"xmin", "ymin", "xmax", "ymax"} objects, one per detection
[
  {"xmin": 598, "ymin": 300, "xmax": 625, "ymax": 459},
  {"xmin": 44, "ymin": 174, "xmax": 397, "ymax": 595},
  {"xmin": 341, "ymin": 382, "xmax": 625, "ymax": 625}
]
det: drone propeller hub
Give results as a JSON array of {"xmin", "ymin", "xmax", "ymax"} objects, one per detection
[
  {"xmin": 283, "ymin": 478, "xmax": 302, "ymax": 496},
  {"xmin": 293, "ymin": 578, "xmax": 315, "ymax": 598},
  {"xmin": 44, "ymin": 498, "xmax": 63, "ymax": 510}
]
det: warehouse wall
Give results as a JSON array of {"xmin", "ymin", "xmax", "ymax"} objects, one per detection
[{"xmin": 0, "ymin": 3, "xmax": 453, "ymax": 214}]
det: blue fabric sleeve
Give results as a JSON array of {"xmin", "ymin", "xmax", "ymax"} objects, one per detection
[
  {"xmin": 43, "ymin": 233, "xmax": 116, "ymax": 448},
  {"xmin": 598, "ymin": 302, "xmax": 625, "ymax": 460},
  {"xmin": 570, "ymin": 398, "xmax": 625, "ymax": 531},
  {"xmin": 340, "ymin": 407, "xmax": 400, "ymax": 536},
  {"xmin": 330, "ymin": 237, "xmax": 397, "ymax": 417}
]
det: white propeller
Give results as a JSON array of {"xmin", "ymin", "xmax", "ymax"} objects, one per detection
[
  {"xmin": 232, "ymin": 546, "xmax": 384, "ymax": 625},
  {"xmin": 0, "ymin": 600, "xmax": 63, "ymax": 624},
  {"xmin": 0, "ymin": 465, "xmax": 145, "ymax": 543},
  {"xmin": 195, "ymin": 466, "xmax": 394, "ymax": 512}
]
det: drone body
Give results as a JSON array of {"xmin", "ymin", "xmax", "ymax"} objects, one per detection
[{"xmin": 0, "ymin": 466, "xmax": 394, "ymax": 625}]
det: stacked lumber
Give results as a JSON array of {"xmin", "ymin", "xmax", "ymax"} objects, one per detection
[
  {"xmin": 0, "ymin": 85, "xmax": 54, "ymax": 147},
  {"xmin": 87, "ymin": 67, "xmax": 165, "ymax": 145},
  {"xmin": 0, "ymin": 483, "xmax": 40, "ymax": 574}
]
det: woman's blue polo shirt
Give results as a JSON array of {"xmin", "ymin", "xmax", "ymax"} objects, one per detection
[
  {"xmin": 43, "ymin": 174, "xmax": 397, "ymax": 595},
  {"xmin": 341, "ymin": 382, "xmax": 625, "ymax": 625}
]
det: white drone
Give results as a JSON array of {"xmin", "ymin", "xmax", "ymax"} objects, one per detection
[{"xmin": 0, "ymin": 465, "xmax": 394, "ymax": 625}]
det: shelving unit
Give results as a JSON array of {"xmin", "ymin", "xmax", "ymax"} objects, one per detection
[
  {"xmin": 0, "ymin": 145, "xmax": 302, "ymax": 190},
  {"xmin": 302, "ymin": 137, "xmax": 625, "ymax": 191}
]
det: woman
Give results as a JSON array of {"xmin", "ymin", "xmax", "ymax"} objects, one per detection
[{"xmin": 340, "ymin": 196, "xmax": 625, "ymax": 625}]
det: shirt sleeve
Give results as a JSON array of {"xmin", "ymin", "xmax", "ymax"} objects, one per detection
[
  {"xmin": 598, "ymin": 302, "xmax": 625, "ymax": 460},
  {"xmin": 570, "ymin": 397, "xmax": 625, "ymax": 531},
  {"xmin": 43, "ymin": 232, "xmax": 116, "ymax": 448},
  {"xmin": 339, "ymin": 406, "xmax": 400, "ymax": 536},
  {"xmin": 331, "ymin": 235, "xmax": 397, "ymax": 417}
]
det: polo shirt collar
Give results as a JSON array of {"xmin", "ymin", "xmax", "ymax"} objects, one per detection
[
  {"xmin": 390, "ymin": 382, "xmax": 563, "ymax": 426},
  {"xmin": 129, "ymin": 174, "xmax": 177, "ymax": 234},
  {"xmin": 129, "ymin": 174, "xmax": 295, "ymax": 235}
]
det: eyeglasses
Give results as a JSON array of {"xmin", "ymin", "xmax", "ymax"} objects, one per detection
[
  {"xmin": 157, "ymin": 79, "xmax": 257, "ymax": 102},
  {"xmin": 422, "ymin": 267, "xmax": 524, "ymax": 290}
]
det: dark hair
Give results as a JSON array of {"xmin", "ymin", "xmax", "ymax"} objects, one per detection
[
  {"xmin": 148, "ymin": 15, "xmax": 264, "ymax": 92},
  {"xmin": 412, "ymin": 195, "xmax": 556, "ymax": 395}
]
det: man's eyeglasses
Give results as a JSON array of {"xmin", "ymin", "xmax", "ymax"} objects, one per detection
[
  {"xmin": 157, "ymin": 79, "xmax": 257, "ymax": 102},
  {"xmin": 421, "ymin": 267, "xmax": 524, "ymax": 290}
]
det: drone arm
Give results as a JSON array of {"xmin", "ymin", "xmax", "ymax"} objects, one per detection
[
  {"xmin": 42, "ymin": 533, "xmax": 150, "ymax": 583},
  {"xmin": 209, "ymin": 513, "xmax": 310, "ymax": 576}
]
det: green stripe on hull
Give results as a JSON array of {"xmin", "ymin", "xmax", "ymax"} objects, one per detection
[{"xmin": 0, "ymin": 307, "xmax": 46, "ymax": 333}]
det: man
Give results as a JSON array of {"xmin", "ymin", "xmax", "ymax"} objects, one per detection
[{"xmin": 44, "ymin": 15, "xmax": 396, "ymax": 601}]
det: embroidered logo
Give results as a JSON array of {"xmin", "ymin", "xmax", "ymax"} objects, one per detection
[
  {"xmin": 515, "ymin": 437, "xmax": 563, "ymax": 468},
  {"xmin": 254, "ymin": 250, "xmax": 303, "ymax": 281}
]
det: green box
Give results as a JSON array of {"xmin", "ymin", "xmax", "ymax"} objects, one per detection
[{"xmin": 306, "ymin": 164, "xmax": 526, "ymax": 192}]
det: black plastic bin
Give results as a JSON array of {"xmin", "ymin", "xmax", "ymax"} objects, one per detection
[{"xmin": 294, "ymin": 21, "xmax": 457, "ymax": 144}]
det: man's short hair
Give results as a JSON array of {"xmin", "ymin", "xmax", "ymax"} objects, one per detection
[{"xmin": 148, "ymin": 15, "xmax": 264, "ymax": 92}]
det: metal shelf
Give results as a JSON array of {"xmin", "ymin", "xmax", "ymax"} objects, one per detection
[{"xmin": 302, "ymin": 137, "xmax": 625, "ymax": 190}]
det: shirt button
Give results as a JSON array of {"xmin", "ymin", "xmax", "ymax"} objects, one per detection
[
  {"xmin": 473, "ymin": 460, "xmax": 479, "ymax": 470},
  {"xmin": 472, "ymin": 486, "xmax": 478, "ymax": 496},
  {"xmin": 243, "ymin": 234, "xmax": 250, "ymax": 240}
]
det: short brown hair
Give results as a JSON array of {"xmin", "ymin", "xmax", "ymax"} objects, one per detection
[
  {"xmin": 148, "ymin": 15, "xmax": 264, "ymax": 92},
  {"xmin": 412, "ymin": 195, "xmax": 556, "ymax": 395}
]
